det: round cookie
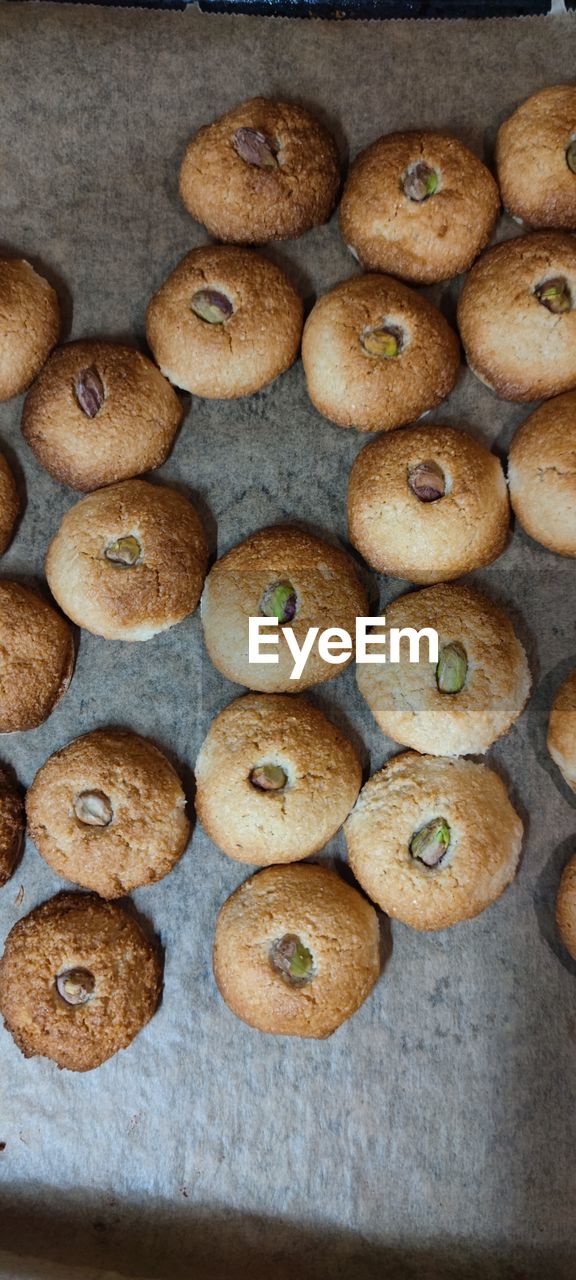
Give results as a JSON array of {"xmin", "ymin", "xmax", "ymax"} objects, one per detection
[
  {"xmin": 26, "ymin": 729, "xmax": 190, "ymax": 897},
  {"xmin": 196, "ymin": 693, "xmax": 362, "ymax": 865},
  {"xmin": 21, "ymin": 341, "xmax": 183, "ymax": 492},
  {"xmin": 557, "ymin": 855, "xmax": 576, "ymax": 960},
  {"xmin": 301, "ymin": 273, "xmax": 460, "ymax": 433},
  {"xmin": 340, "ymin": 130, "xmax": 499, "ymax": 284},
  {"xmin": 0, "ymin": 892, "xmax": 162, "ymax": 1071},
  {"xmin": 179, "ymin": 97, "xmax": 339, "ymax": 243},
  {"xmin": 0, "ymin": 765, "xmax": 24, "ymax": 888},
  {"xmin": 496, "ymin": 86, "xmax": 576, "ymax": 230},
  {"xmin": 356, "ymin": 584, "xmax": 531, "ymax": 758},
  {"xmin": 201, "ymin": 524, "xmax": 368, "ymax": 692},
  {"xmin": 458, "ymin": 233, "xmax": 576, "ymax": 401},
  {"xmin": 45, "ymin": 479, "xmax": 208, "ymax": 641},
  {"xmin": 345, "ymin": 752, "xmax": 523, "ymax": 931},
  {"xmin": 348, "ymin": 424, "xmax": 509, "ymax": 582},
  {"xmin": 0, "ymin": 452, "xmax": 20, "ymax": 555},
  {"xmin": 0, "ymin": 258, "xmax": 60, "ymax": 401},
  {"xmin": 146, "ymin": 245, "xmax": 303, "ymax": 399},
  {"xmin": 508, "ymin": 392, "xmax": 576, "ymax": 556},
  {"xmin": 213, "ymin": 863, "xmax": 380, "ymax": 1038},
  {"xmin": 0, "ymin": 581, "xmax": 74, "ymax": 733},
  {"xmin": 547, "ymin": 669, "xmax": 576, "ymax": 791}
]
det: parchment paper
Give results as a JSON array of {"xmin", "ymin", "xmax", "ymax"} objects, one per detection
[{"xmin": 0, "ymin": 6, "xmax": 575, "ymax": 1278}]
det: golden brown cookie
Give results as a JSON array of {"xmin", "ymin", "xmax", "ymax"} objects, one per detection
[
  {"xmin": 348, "ymin": 424, "xmax": 509, "ymax": 582},
  {"xmin": 340, "ymin": 131, "xmax": 499, "ymax": 284},
  {"xmin": 26, "ymin": 729, "xmax": 190, "ymax": 897},
  {"xmin": 201, "ymin": 525, "xmax": 368, "ymax": 692},
  {"xmin": 356, "ymin": 584, "xmax": 531, "ymax": 758},
  {"xmin": 458, "ymin": 233, "xmax": 576, "ymax": 401},
  {"xmin": 557, "ymin": 855, "xmax": 576, "ymax": 959},
  {"xmin": 213, "ymin": 863, "xmax": 380, "ymax": 1038},
  {"xmin": 0, "ymin": 258, "xmax": 60, "ymax": 401},
  {"xmin": 0, "ymin": 892, "xmax": 162, "ymax": 1072},
  {"xmin": 0, "ymin": 581, "xmax": 75, "ymax": 733},
  {"xmin": 21, "ymin": 341, "xmax": 183, "ymax": 492},
  {"xmin": 345, "ymin": 752, "xmax": 523, "ymax": 931},
  {"xmin": 0, "ymin": 453, "xmax": 20, "ymax": 555},
  {"xmin": 496, "ymin": 87, "xmax": 576, "ymax": 229},
  {"xmin": 196, "ymin": 693, "xmax": 361, "ymax": 865},
  {"xmin": 45, "ymin": 479, "xmax": 208, "ymax": 641},
  {"xmin": 146, "ymin": 246, "xmax": 303, "ymax": 399},
  {"xmin": 179, "ymin": 97, "xmax": 339, "ymax": 243},
  {"xmin": 301, "ymin": 273, "xmax": 460, "ymax": 432},
  {"xmin": 508, "ymin": 392, "xmax": 576, "ymax": 556},
  {"xmin": 0, "ymin": 765, "xmax": 24, "ymax": 888},
  {"xmin": 548, "ymin": 669, "xmax": 576, "ymax": 791}
]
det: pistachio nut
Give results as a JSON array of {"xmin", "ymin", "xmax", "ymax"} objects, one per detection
[
  {"xmin": 73, "ymin": 790, "xmax": 113, "ymax": 827},
  {"xmin": 104, "ymin": 535, "xmax": 142, "ymax": 567},
  {"xmin": 402, "ymin": 162, "xmax": 439, "ymax": 203},
  {"xmin": 260, "ymin": 580, "xmax": 297, "ymax": 624},
  {"xmin": 361, "ymin": 324, "xmax": 403, "ymax": 358},
  {"xmin": 75, "ymin": 367, "xmax": 105, "ymax": 419},
  {"xmin": 250, "ymin": 764, "xmax": 288, "ymax": 792},
  {"xmin": 56, "ymin": 968, "xmax": 95, "ymax": 1006},
  {"xmin": 191, "ymin": 288, "xmax": 234, "ymax": 324},
  {"xmin": 410, "ymin": 816, "xmax": 451, "ymax": 868},
  {"xmin": 270, "ymin": 934, "xmax": 315, "ymax": 986},
  {"xmin": 233, "ymin": 127, "xmax": 278, "ymax": 169},
  {"xmin": 436, "ymin": 641, "xmax": 468, "ymax": 694},
  {"xmin": 566, "ymin": 140, "xmax": 576, "ymax": 175},
  {"xmin": 408, "ymin": 460, "xmax": 446, "ymax": 503},
  {"xmin": 534, "ymin": 277, "xmax": 572, "ymax": 314}
]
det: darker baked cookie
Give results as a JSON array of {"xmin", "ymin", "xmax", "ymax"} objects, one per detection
[
  {"xmin": 496, "ymin": 86, "xmax": 576, "ymax": 229},
  {"xmin": 0, "ymin": 765, "xmax": 24, "ymax": 889},
  {"xmin": 0, "ymin": 258, "xmax": 60, "ymax": 401},
  {"xmin": 0, "ymin": 453, "xmax": 20, "ymax": 555},
  {"xmin": 0, "ymin": 581, "xmax": 75, "ymax": 733}
]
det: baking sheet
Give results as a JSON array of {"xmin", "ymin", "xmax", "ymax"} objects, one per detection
[{"xmin": 0, "ymin": 5, "xmax": 575, "ymax": 1278}]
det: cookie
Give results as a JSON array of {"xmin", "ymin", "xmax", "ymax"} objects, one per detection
[
  {"xmin": 45, "ymin": 479, "xmax": 208, "ymax": 641},
  {"xmin": 348, "ymin": 423, "xmax": 509, "ymax": 582},
  {"xmin": 496, "ymin": 86, "xmax": 576, "ymax": 229},
  {"xmin": 0, "ymin": 892, "xmax": 162, "ymax": 1072},
  {"xmin": 0, "ymin": 452, "xmax": 20, "ymax": 555},
  {"xmin": 345, "ymin": 752, "xmax": 523, "ymax": 931},
  {"xmin": 0, "ymin": 765, "xmax": 24, "ymax": 889},
  {"xmin": 301, "ymin": 273, "xmax": 460, "ymax": 432},
  {"xmin": 0, "ymin": 258, "xmax": 60, "ymax": 401},
  {"xmin": 196, "ymin": 693, "xmax": 362, "ymax": 865},
  {"xmin": 26, "ymin": 729, "xmax": 190, "ymax": 897},
  {"xmin": 508, "ymin": 392, "xmax": 576, "ymax": 557},
  {"xmin": 557, "ymin": 855, "xmax": 576, "ymax": 960},
  {"xmin": 21, "ymin": 341, "xmax": 183, "ymax": 492},
  {"xmin": 179, "ymin": 97, "xmax": 339, "ymax": 243},
  {"xmin": 458, "ymin": 233, "xmax": 576, "ymax": 401},
  {"xmin": 0, "ymin": 581, "xmax": 74, "ymax": 733},
  {"xmin": 201, "ymin": 524, "xmax": 368, "ymax": 692},
  {"xmin": 356, "ymin": 584, "xmax": 531, "ymax": 757},
  {"xmin": 340, "ymin": 130, "xmax": 499, "ymax": 284},
  {"xmin": 146, "ymin": 245, "xmax": 303, "ymax": 399},
  {"xmin": 213, "ymin": 864, "xmax": 380, "ymax": 1038},
  {"xmin": 548, "ymin": 669, "xmax": 576, "ymax": 791}
]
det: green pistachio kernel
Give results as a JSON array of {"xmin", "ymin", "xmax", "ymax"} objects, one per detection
[
  {"xmin": 104, "ymin": 535, "xmax": 142, "ymax": 567},
  {"xmin": 402, "ymin": 162, "xmax": 439, "ymax": 203},
  {"xmin": 361, "ymin": 324, "xmax": 404, "ymax": 359},
  {"xmin": 565, "ymin": 140, "xmax": 576, "ymax": 175},
  {"xmin": 534, "ymin": 277, "xmax": 572, "ymax": 314},
  {"xmin": 250, "ymin": 764, "xmax": 288, "ymax": 792},
  {"xmin": 191, "ymin": 288, "xmax": 234, "ymax": 324},
  {"xmin": 260, "ymin": 581, "xmax": 297, "ymax": 624},
  {"xmin": 56, "ymin": 968, "xmax": 95, "ymax": 1007},
  {"xmin": 436, "ymin": 641, "xmax": 468, "ymax": 694},
  {"xmin": 270, "ymin": 934, "xmax": 315, "ymax": 986},
  {"xmin": 410, "ymin": 817, "xmax": 451, "ymax": 868}
]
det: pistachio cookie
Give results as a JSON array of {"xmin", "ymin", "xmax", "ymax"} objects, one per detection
[
  {"xmin": 496, "ymin": 87, "xmax": 576, "ymax": 229},
  {"xmin": 458, "ymin": 233, "xmax": 576, "ymax": 401},
  {"xmin": 548, "ymin": 669, "xmax": 576, "ymax": 791},
  {"xmin": 179, "ymin": 97, "xmax": 339, "ymax": 243},
  {"xmin": 0, "ymin": 892, "xmax": 162, "ymax": 1071},
  {"xmin": 348, "ymin": 424, "xmax": 509, "ymax": 582},
  {"xmin": 196, "ymin": 694, "xmax": 361, "ymax": 865},
  {"xmin": 46, "ymin": 479, "xmax": 208, "ymax": 641},
  {"xmin": 0, "ymin": 452, "xmax": 20, "ymax": 555},
  {"xmin": 356, "ymin": 584, "xmax": 531, "ymax": 758},
  {"xmin": 0, "ymin": 765, "xmax": 24, "ymax": 888},
  {"xmin": 301, "ymin": 273, "xmax": 460, "ymax": 432},
  {"xmin": 346, "ymin": 752, "xmax": 523, "ymax": 930},
  {"xmin": 213, "ymin": 864, "xmax": 380, "ymax": 1038},
  {"xmin": 22, "ymin": 342, "xmax": 183, "ymax": 491},
  {"xmin": 0, "ymin": 581, "xmax": 74, "ymax": 733},
  {"xmin": 201, "ymin": 524, "xmax": 368, "ymax": 692},
  {"xmin": 340, "ymin": 131, "xmax": 499, "ymax": 284},
  {"xmin": 146, "ymin": 246, "xmax": 303, "ymax": 399},
  {"xmin": 508, "ymin": 392, "xmax": 576, "ymax": 557},
  {"xmin": 0, "ymin": 258, "xmax": 59, "ymax": 401},
  {"xmin": 27, "ymin": 730, "xmax": 190, "ymax": 897},
  {"xmin": 557, "ymin": 855, "xmax": 576, "ymax": 960}
]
